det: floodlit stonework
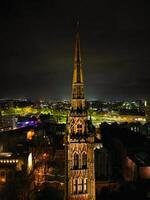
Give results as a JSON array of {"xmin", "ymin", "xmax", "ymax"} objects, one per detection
[{"xmin": 65, "ymin": 30, "xmax": 95, "ymax": 200}]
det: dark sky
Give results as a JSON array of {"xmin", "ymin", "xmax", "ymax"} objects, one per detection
[{"xmin": 0, "ymin": 0, "xmax": 150, "ymax": 101}]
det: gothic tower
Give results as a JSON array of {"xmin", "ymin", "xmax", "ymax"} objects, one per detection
[{"xmin": 65, "ymin": 30, "xmax": 95, "ymax": 200}]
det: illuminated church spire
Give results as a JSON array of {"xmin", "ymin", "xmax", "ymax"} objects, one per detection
[
  {"xmin": 72, "ymin": 30, "xmax": 83, "ymax": 84},
  {"xmin": 71, "ymin": 28, "xmax": 86, "ymax": 114},
  {"xmin": 65, "ymin": 25, "xmax": 95, "ymax": 200}
]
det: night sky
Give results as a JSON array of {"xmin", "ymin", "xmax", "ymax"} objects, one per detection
[{"xmin": 1, "ymin": 0, "xmax": 150, "ymax": 101}]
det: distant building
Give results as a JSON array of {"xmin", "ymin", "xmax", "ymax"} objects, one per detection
[
  {"xmin": 95, "ymin": 147, "xmax": 112, "ymax": 181},
  {"xmin": 120, "ymin": 122, "xmax": 150, "ymax": 138},
  {"xmin": 0, "ymin": 115, "xmax": 17, "ymax": 132},
  {"xmin": 145, "ymin": 100, "xmax": 150, "ymax": 123},
  {"xmin": 0, "ymin": 152, "xmax": 30, "ymax": 189},
  {"xmin": 0, "ymin": 99, "xmax": 33, "ymax": 110},
  {"xmin": 124, "ymin": 152, "xmax": 150, "ymax": 181}
]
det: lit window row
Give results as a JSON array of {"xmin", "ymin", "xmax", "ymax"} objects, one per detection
[
  {"xmin": 0, "ymin": 159, "xmax": 18, "ymax": 163},
  {"xmin": 130, "ymin": 127, "xmax": 140, "ymax": 132}
]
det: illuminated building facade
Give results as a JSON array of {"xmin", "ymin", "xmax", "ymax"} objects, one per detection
[
  {"xmin": 65, "ymin": 31, "xmax": 95, "ymax": 200},
  {"xmin": 0, "ymin": 152, "xmax": 26, "ymax": 186},
  {"xmin": 124, "ymin": 154, "xmax": 150, "ymax": 181}
]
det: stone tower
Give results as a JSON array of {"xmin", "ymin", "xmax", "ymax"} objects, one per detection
[{"xmin": 65, "ymin": 30, "xmax": 95, "ymax": 200}]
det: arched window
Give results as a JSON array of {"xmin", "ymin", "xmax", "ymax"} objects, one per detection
[
  {"xmin": 82, "ymin": 153, "xmax": 87, "ymax": 169},
  {"xmin": 78, "ymin": 178, "xmax": 83, "ymax": 194},
  {"xmin": 83, "ymin": 178, "xmax": 88, "ymax": 193},
  {"xmin": 74, "ymin": 153, "xmax": 79, "ymax": 169},
  {"xmin": 73, "ymin": 179, "xmax": 78, "ymax": 194},
  {"xmin": 77, "ymin": 124, "xmax": 82, "ymax": 134}
]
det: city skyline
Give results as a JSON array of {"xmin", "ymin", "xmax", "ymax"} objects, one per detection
[{"xmin": 1, "ymin": 1, "xmax": 150, "ymax": 100}]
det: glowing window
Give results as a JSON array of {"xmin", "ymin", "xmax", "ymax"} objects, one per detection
[
  {"xmin": 78, "ymin": 178, "xmax": 83, "ymax": 194},
  {"xmin": 73, "ymin": 179, "xmax": 77, "ymax": 194},
  {"xmin": 83, "ymin": 178, "xmax": 88, "ymax": 193}
]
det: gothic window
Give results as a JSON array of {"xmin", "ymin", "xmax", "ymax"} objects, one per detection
[
  {"xmin": 82, "ymin": 152, "xmax": 87, "ymax": 169},
  {"xmin": 74, "ymin": 153, "xmax": 79, "ymax": 169},
  {"xmin": 83, "ymin": 178, "xmax": 88, "ymax": 193},
  {"xmin": 73, "ymin": 179, "xmax": 78, "ymax": 194},
  {"xmin": 71, "ymin": 127, "xmax": 75, "ymax": 134},
  {"xmin": 77, "ymin": 124, "xmax": 82, "ymax": 134},
  {"xmin": 73, "ymin": 87, "xmax": 77, "ymax": 99},
  {"xmin": 77, "ymin": 86, "xmax": 81, "ymax": 98},
  {"xmin": 78, "ymin": 178, "xmax": 83, "ymax": 194}
]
